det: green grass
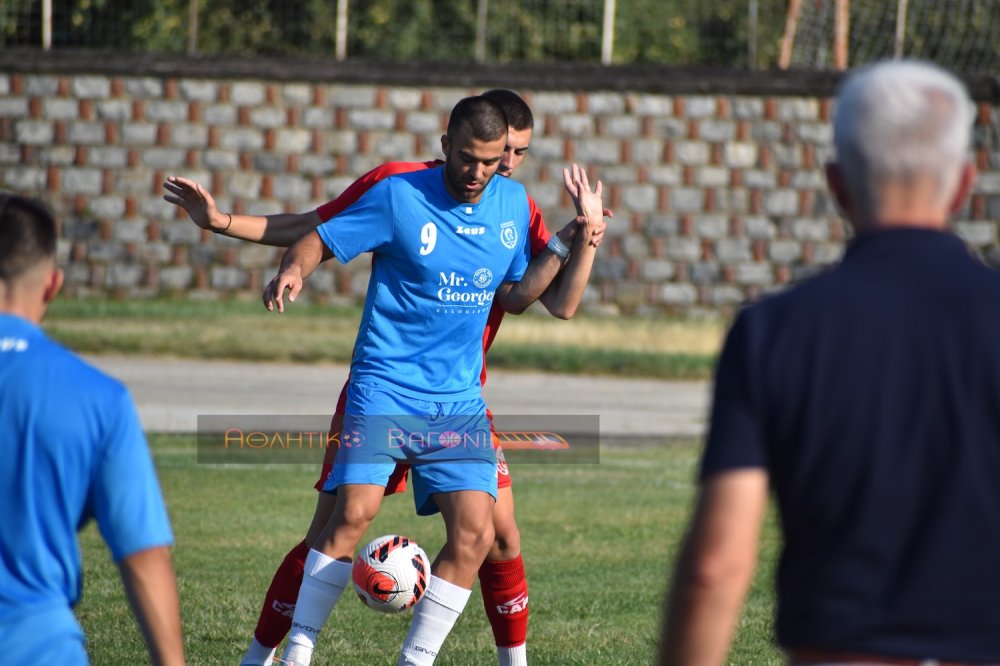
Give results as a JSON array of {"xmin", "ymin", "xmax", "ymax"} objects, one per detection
[
  {"xmin": 43, "ymin": 297, "xmax": 725, "ymax": 379},
  {"xmin": 75, "ymin": 435, "xmax": 781, "ymax": 665},
  {"xmin": 485, "ymin": 346, "xmax": 715, "ymax": 380}
]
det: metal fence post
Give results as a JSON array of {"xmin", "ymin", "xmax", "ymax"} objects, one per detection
[
  {"xmin": 779, "ymin": 0, "xmax": 802, "ymax": 69},
  {"xmin": 42, "ymin": 0, "xmax": 52, "ymax": 49},
  {"xmin": 335, "ymin": 0, "xmax": 349, "ymax": 60},
  {"xmin": 894, "ymin": 0, "xmax": 909, "ymax": 58},
  {"xmin": 834, "ymin": 0, "xmax": 849, "ymax": 69},
  {"xmin": 187, "ymin": 0, "xmax": 199, "ymax": 54},
  {"xmin": 475, "ymin": 0, "xmax": 489, "ymax": 63},
  {"xmin": 601, "ymin": 0, "xmax": 616, "ymax": 65}
]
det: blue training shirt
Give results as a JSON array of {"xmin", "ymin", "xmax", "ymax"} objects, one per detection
[
  {"xmin": 317, "ymin": 166, "xmax": 531, "ymax": 401},
  {"xmin": 0, "ymin": 314, "xmax": 173, "ymax": 636}
]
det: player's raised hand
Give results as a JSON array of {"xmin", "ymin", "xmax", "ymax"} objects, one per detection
[
  {"xmin": 163, "ymin": 176, "xmax": 229, "ymax": 232},
  {"xmin": 592, "ymin": 204, "xmax": 615, "ymax": 247},
  {"xmin": 562, "ymin": 164, "xmax": 607, "ymax": 247},
  {"xmin": 586, "ymin": 207, "xmax": 613, "ymax": 248},
  {"xmin": 262, "ymin": 268, "xmax": 303, "ymax": 313}
]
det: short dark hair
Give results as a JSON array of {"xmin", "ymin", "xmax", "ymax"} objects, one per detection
[
  {"xmin": 0, "ymin": 193, "xmax": 57, "ymax": 281},
  {"xmin": 446, "ymin": 96, "xmax": 507, "ymax": 143},
  {"xmin": 481, "ymin": 89, "xmax": 534, "ymax": 131}
]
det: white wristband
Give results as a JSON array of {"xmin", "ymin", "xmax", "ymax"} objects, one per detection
[{"xmin": 547, "ymin": 234, "xmax": 570, "ymax": 259}]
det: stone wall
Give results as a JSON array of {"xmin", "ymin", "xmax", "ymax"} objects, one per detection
[{"xmin": 2, "ymin": 50, "xmax": 998, "ymax": 314}]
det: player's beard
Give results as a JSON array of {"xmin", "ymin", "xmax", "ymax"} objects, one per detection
[{"xmin": 444, "ymin": 159, "xmax": 491, "ymax": 203}]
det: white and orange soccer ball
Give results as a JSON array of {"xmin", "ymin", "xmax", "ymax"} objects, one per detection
[{"xmin": 352, "ymin": 534, "xmax": 430, "ymax": 613}]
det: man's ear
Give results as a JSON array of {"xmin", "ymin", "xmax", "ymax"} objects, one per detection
[
  {"xmin": 949, "ymin": 161, "xmax": 977, "ymax": 216},
  {"xmin": 42, "ymin": 267, "xmax": 63, "ymax": 306},
  {"xmin": 440, "ymin": 134, "xmax": 449, "ymax": 157},
  {"xmin": 824, "ymin": 161, "xmax": 853, "ymax": 218}
]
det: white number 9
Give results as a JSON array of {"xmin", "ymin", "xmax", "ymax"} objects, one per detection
[{"xmin": 419, "ymin": 222, "xmax": 437, "ymax": 255}]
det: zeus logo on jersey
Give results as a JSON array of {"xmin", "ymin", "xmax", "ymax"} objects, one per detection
[
  {"xmin": 437, "ymin": 271, "xmax": 495, "ymax": 309},
  {"xmin": 456, "ymin": 225, "xmax": 486, "ymax": 236}
]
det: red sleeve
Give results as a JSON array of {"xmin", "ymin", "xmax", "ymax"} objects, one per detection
[
  {"xmin": 527, "ymin": 196, "xmax": 551, "ymax": 257},
  {"xmin": 314, "ymin": 160, "xmax": 441, "ymax": 221}
]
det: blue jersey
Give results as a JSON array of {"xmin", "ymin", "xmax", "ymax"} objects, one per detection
[
  {"xmin": 317, "ymin": 167, "xmax": 531, "ymax": 400},
  {"xmin": 0, "ymin": 314, "xmax": 173, "ymax": 655}
]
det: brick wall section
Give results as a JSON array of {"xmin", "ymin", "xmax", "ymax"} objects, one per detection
[{"xmin": 1, "ymin": 52, "xmax": 999, "ymax": 314}]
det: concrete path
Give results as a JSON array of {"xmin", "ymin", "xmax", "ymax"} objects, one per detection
[{"xmin": 85, "ymin": 355, "xmax": 711, "ymax": 438}]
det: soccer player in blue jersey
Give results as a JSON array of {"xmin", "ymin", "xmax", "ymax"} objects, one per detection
[
  {"xmin": 263, "ymin": 97, "xmax": 604, "ymax": 665},
  {"xmin": 0, "ymin": 194, "xmax": 185, "ymax": 665},
  {"xmin": 167, "ymin": 89, "xmax": 604, "ymax": 666}
]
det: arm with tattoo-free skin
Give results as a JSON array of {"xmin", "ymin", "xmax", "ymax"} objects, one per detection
[
  {"xmin": 537, "ymin": 212, "xmax": 601, "ymax": 319},
  {"xmin": 659, "ymin": 470, "xmax": 768, "ymax": 666},
  {"xmin": 162, "ymin": 176, "xmax": 322, "ymax": 246},
  {"xmin": 164, "ymin": 163, "xmax": 439, "ymax": 247},
  {"xmin": 261, "ymin": 231, "xmax": 333, "ymax": 313},
  {"xmin": 118, "ymin": 545, "xmax": 186, "ymax": 666},
  {"xmin": 495, "ymin": 164, "xmax": 604, "ymax": 314}
]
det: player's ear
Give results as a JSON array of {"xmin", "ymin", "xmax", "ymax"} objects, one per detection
[
  {"xmin": 440, "ymin": 134, "xmax": 449, "ymax": 157},
  {"xmin": 42, "ymin": 267, "xmax": 63, "ymax": 306},
  {"xmin": 824, "ymin": 161, "xmax": 853, "ymax": 218},
  {"xmin": 948, "ymin": 161, "xmax": 977, "ymax": 215}
]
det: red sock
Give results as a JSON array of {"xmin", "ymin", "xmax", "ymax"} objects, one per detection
[
  {"xmin": 478, "ymin": 555, "xmax": 529, "ymax": 648},
  {"xmin": 253, "ymin": 540, "xmax": 310, "ymax": 647}
]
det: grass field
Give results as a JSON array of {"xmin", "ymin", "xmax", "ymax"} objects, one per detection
[
  {"xmin": 75, "ymin": 435, "xmax": 783, "ymax": 665},
  {"xmin": 44, "ymin": 298, "xmax": 728, "ymax": 379}
]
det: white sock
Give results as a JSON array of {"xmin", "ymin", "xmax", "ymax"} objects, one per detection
[
  {"xmin": 240, "ymin": 637, "xmax": 276, "ymax": 665},
  {"xmin": 281, "ymin": 549, "xmax": 352, "ymax": 665},
  {"xmin": 398, "ymin": 576, "xmax": 472, "ymax": 666},
  {"xmin": 498, "ymin": 643, "xmax": 528, "ymax": 666}
]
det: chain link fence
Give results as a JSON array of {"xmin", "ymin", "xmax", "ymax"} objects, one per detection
[
  {"xmin": 0, "ymin": 0, "xmax": 789, "ymax": 68},
  {"xmin": 2, "ymin": 1, "xmax": 999, "ymax": 73},
  {"xmin": 785, "ymin": 0, "xmax": 1000, "ymax": 73}
]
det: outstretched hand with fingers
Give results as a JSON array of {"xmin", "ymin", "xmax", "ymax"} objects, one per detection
[
  {"xmin": 162, "ymin": 176, "xmax": 228, "ymax": 232},
  {"xmin": 562, "ymin": 164, "xmax": 607, "ymax": 248},
  {"xmin": 262, "ymin": 268, "xmax": 303, "ymax": 314}
]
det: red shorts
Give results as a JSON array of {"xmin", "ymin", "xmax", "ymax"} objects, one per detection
[{"xmin": 312, "ymin": 390, "xmax": 512, "ymax": 493}]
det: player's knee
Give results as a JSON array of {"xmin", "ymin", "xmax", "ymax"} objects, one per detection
[
  {"xmin": 338, "ymin": 501, "xmax": 378, "ymax": 531},
  {"xmin": 452, "ymin": 521, "xmax": 495, "ymax": 561},
  {"xmin": 491, "ymin": 520, "xmax": 520, "ymax": 558}
]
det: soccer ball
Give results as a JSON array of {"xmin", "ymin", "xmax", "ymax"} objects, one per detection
[{"xmin": 352, "ymin": 534, "xmax": 430, "ymax": 613}]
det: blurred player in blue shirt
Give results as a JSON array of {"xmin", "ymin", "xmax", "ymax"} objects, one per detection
[{"xmin": 0, "ymin": 194, "xmax": 185, "ymax": 665}]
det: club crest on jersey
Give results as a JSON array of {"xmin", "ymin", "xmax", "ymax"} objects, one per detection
[
  {"xmin": 473, "ymin": 268, "xmax": 493, "ymax": 289},
  {"xmin": 500, "ymin": 221, "xmax": 517, "ymax": 250}
]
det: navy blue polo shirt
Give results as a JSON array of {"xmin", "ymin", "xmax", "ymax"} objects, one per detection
[{"xmin": 702, "ymin": 228, "xmax": 1000, "ymax": 661}]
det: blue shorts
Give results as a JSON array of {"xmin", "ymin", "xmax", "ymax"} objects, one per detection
[{"xmin": 324, "ymin": 379, "xmax": 497, "ymax": 516}]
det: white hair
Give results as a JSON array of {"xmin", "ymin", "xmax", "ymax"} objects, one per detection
[{"xmin": 832, "ymin": 60, "xmax": 973, "ymax": 213}]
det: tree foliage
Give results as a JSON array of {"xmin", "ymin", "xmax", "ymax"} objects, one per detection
[{"xmin": 1, "ymin": 0, "xmax": 997, "ymax": 72}]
